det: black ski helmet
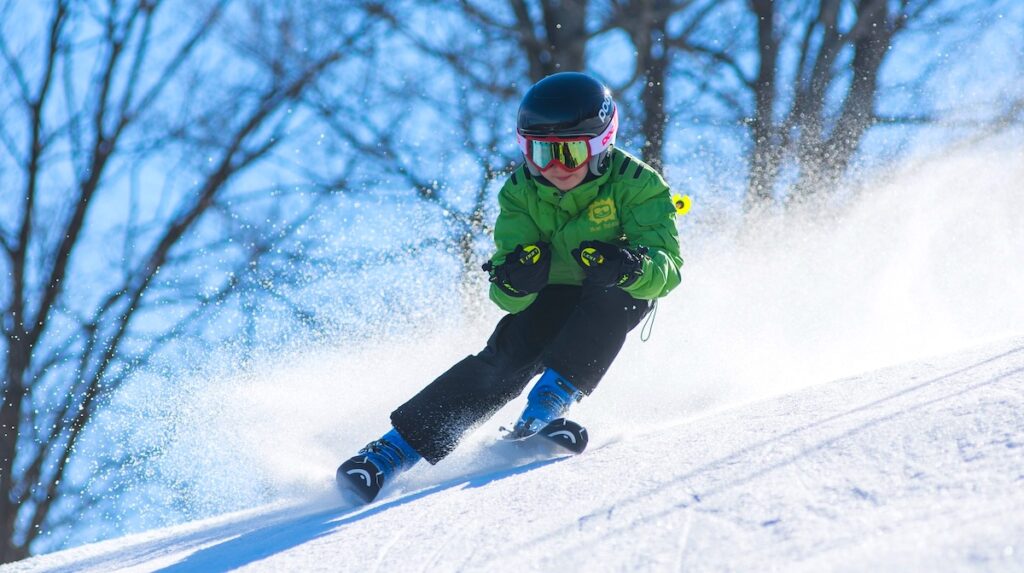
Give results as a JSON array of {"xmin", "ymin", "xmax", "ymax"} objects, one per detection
[{"xmin": 517, "ymin": 72, "xmax": 618, "ymax": 177}]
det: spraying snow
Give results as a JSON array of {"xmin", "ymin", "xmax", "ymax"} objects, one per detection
[{"xmin": 99, "ymin": 142, "xmax": 1024, "ymax": 548}]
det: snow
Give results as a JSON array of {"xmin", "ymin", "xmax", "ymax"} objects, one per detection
[
  {"xmin": 5, "ymin": 140, "xmax": 1023, "ymax": 572},
  {"xmin": 7, "ymin": 336, "xmax": 1023, "ymax": 572}
]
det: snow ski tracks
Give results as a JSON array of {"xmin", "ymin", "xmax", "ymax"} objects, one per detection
[{"xmin": 480, "ymin": 339, "xmax": 1024, "ymax": 570}]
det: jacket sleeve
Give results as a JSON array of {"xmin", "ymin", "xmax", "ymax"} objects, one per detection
[
  {"xmin": 488, "ymin": 181, "xmax": 543, "ymax": 314},
  {"xmin": 619, "ymin": 180, "xmax": 683, "ymax": 300}
]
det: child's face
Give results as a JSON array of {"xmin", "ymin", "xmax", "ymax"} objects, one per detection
[{"xmin": 544, "ymin": 163, "xmax": 588, "ymax": 191}]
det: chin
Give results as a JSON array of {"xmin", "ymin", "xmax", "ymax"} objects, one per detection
[{"xmin": 548, "ymin": 173, "xmax": 583, "ymax": 190}]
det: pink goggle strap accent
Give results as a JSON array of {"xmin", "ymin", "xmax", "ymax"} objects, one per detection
[{"xmin": 588, "ymin": 107, "xmax": 618, "ymax": 156}]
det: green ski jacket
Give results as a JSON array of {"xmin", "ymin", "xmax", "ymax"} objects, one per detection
[{"xmin": 489, "ymin": 148, "xmax": 683, "ymax": 314}]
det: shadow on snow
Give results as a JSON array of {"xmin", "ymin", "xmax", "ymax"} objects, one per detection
[{"xmin": 149, "ymin": 456, "xmax": 566, "ymax": 572}]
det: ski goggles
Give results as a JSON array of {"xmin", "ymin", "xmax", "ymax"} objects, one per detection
[{"xmin": 517, "ymin": 108, "xmax": 618, "ymax": 173}]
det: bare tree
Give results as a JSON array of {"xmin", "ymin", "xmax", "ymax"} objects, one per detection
[
  {"xmin": 0, "ymin": 0, "xmax": 378, "ymax": 560},
  {"xmin": 605, "ymin": 0, "xmax": 714, "ymax": 171},
  {"xmin": 302, "ymin": 0, "xmax": 534, "ymax": 313},
  {"xmin": 670, "ymin": 0, "xmax": 1006, "ymax": 207}
]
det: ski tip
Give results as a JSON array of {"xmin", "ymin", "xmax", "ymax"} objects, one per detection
[
  {"xmin": 540, "ymin": 418, "xmax": 588, "ymax": 454},
  {"xmin": 336, "ymin": 461, "xmax": 381, "ymax": 505}
]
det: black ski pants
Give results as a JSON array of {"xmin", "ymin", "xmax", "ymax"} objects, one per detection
[{"xmin": 390, "ymin": 284, "xmax": 652, "ymax": 464}]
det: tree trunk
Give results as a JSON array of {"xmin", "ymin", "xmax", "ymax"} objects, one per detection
[
  {"xmin": 792, "ymin": 0, "xmax": 891, "ymax": 198},
  {"xmin": 511, "ymin": 0, "xmax": 589, "ymax": 82},
  {"xmin": 639, "ymin": 14, "xmax": 669, "ymax": 172},
  {"xmin": 745, "ymin": 0, "xmax": 781, "ymax": 208},
  {"xmin": 0, "ymin": 338, "xmax": 28, "ymax": 563}
]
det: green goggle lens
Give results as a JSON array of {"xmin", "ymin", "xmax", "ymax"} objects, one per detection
[{"xmin": 528, "ymin": 139, "xmax": 590, "ymax": 171}]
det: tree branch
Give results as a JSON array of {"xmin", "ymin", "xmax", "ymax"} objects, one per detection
[
  {"xmin": 0, "ymin": 15, "xmax": 32, "ymax": 108},
  {"xmin": 670, "ymin": 38, "xmax": 755, "ymax": 91}
]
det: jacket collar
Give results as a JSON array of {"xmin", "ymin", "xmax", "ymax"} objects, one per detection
[{"xmin": 534, "ymin": 168, "xmax": 612, "ymax": 216}]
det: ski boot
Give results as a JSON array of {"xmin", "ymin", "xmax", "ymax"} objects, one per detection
[
  {"xmin": 336, "ymin": 427, "xmax": 420, "ymax": 504},
  {"xmin": 505, "ymin": 368, "xmax": 584, "ymax": 438}
]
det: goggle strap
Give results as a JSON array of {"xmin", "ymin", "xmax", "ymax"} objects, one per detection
[{"xmin": 587, "ymin": 108, "xmax": 618, "ymax": 156}]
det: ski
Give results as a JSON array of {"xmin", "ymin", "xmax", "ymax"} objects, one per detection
[{"xmin": 501, "ymin": 417, "xmax": 589, "ymax": 455}]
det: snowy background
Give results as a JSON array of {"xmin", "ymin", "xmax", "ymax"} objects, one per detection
[{"xmin": 1, "ymin": 1, "xmax": 1023, "ymax": 570}]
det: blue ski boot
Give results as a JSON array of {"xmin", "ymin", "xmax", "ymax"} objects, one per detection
[
  {"xmin": 504, "ymin": 368, "xmax": 584, "ymax": 440},
  {"xmin": 336, "ymin": 427, "xmax": 421, "ymax": 504}
]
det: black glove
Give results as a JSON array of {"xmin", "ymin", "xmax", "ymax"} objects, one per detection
[
  {"xmin": 482, "ymin": 242, "xmax": 551, "ymax": 297},
  {"xmin": 571, "ymin": 240, "xmax": 647, "ymax": 288}
]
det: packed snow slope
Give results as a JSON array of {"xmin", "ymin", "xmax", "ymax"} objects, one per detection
[{"xmin": 7, "ymin": 335, "xmax": 1024, "ymax": 572}]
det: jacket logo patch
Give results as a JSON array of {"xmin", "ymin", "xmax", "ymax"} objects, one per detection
[{"xmin": 587, "ymin": 198, "xmax": 617, "ymax": 228}]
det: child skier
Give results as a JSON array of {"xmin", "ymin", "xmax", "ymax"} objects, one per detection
[{"xmin": 337, "ymin": 72, "xmax": 683, "ymax": 503}]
